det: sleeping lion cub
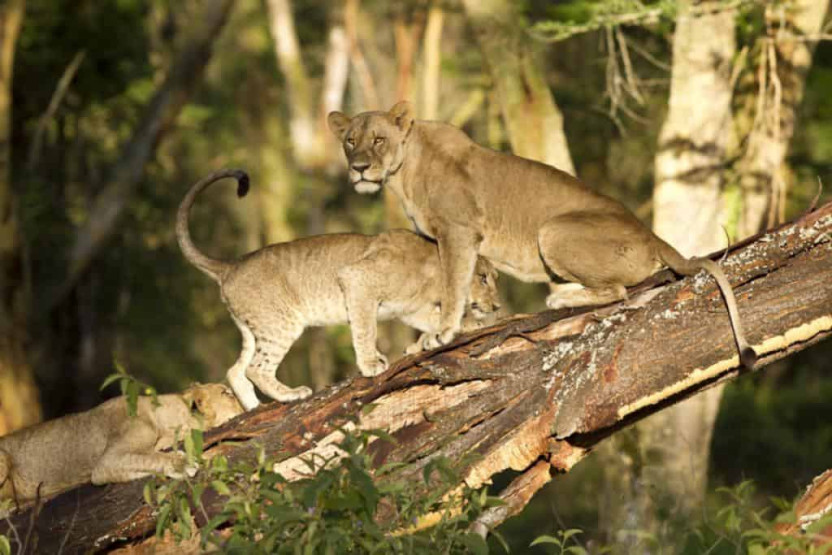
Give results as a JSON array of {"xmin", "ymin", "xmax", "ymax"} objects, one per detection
[
  {"xmin": 0, "ymin": 383, "xmax": 242, "ymax": 504},
  {"xmin": 177, "ymin": 170, "xmax": 501, "ymax": 411}
]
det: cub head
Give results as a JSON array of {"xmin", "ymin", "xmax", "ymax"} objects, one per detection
[
  {"xmin": 327, "ymin": 101, "xmax": 414, "ymax": 194},
  {"xmin": 183, "ymin": 383, "xmax": 243, "ymax": 428},
  {"xmin": 466, "ymin": 258, "xmax": 501, "ymax": 325}
]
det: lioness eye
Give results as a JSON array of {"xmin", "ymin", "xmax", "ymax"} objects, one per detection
[
  {"xmin": 346, "ymin": 137, "xmax": 355, "ymax": 147},
  {"xmin": 374, "ymin": 137, "xmax": 385, "ymax": 146},
  {"xmin": 479, "ymin": 274, "xmax": 487, "ymax": 285}
]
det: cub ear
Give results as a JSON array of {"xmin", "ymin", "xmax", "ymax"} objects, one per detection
[
  {"xmin": 389, "ymin": 101, "xmax": 414, "ymax": 132},
  {"xmin": 327, "ymin": 111, "xmax": 351, "ymax": 140}
]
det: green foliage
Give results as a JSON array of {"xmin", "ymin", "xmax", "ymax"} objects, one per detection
[
  {"xmin": 528, "ymin": 481, "xmax": 832, "ymax": 554},
  {"xmin": 144, "ymin": 426, "xmax": 507, "ymax": 554},
  {"xmin": 100, "ymin": 360, "xmax": 159, "ymax": 416},
  {"xmin": 530, "ymin": 529, "xmax": 595, "ymax": 554},
  {"xmin": 530, "ymin": 0, "xmax": 678, "ymax": 42}
]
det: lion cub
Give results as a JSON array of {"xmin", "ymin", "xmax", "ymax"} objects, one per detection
[
  {"xmin": 177, "ymin": 170, "xmax": 501, "ymax": 411},
  {"xmin": 0, "ymin": 383, "xmax": 242, "ymax": 504}
]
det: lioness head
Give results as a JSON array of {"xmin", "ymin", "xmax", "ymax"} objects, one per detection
[
  {"xmin": 183, "ymin": 383, "xmax": 244, "ymax": 428},
  {"xmin": 466, "ymin": 258, "xmax": 501, "ymax": 324},
  {"xmin": 327, "ymin": 101, "xmax": 414, "ymax": 194}
]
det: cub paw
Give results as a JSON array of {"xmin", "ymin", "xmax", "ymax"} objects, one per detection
[
  {"xmin": 404, "ymin": 334, "xmax": 428, "ymax": 355},
  {"xmin": 358, "ymin": 353, "xmax": 388, "ymax": 377}
]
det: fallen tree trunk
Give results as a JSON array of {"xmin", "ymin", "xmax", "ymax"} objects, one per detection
[{"xmin": 7, "ymin": 202, "xmax": 832, "ymax": 553}]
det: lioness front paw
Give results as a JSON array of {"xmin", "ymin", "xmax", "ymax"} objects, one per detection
[
  {"xmin": 422, "ymin": 327, "xmax": 458, "ymax": 351},
  {"xmin": 358, "ymin": 353, "xmax": 388, "ymax": 377},
  {"xmin": 276, "ymin": 385, "xmax": 313, "ymax": 402}
]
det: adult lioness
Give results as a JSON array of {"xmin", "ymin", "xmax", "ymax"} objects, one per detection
[
  {"xmin": 0, "ymin": 383, "xmax": 242, "ymax": 505},
  {"xmin": 327, "ymin": 102, "xmax": 756, "ymax": 367},
  {"xmin": 177, "ymin": 170, "xmax": 501, "ymax": 411}
]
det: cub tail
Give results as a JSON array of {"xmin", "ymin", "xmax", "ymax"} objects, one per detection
[
  {"xmin": 656, "ymin": 240, "xmax": 757, "ymax": 369},
  {"xmin": 176, "ymin": 169, "xmax": 250, "ymax": 283}
]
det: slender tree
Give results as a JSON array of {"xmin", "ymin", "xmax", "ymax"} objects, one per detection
[
  {"xmin": 461, "ymin": 0, "xmax": 575, "ymax": 175},
  {"xmin": 0, "ymin": 0, "xmax": 40, "ymax": 435}
]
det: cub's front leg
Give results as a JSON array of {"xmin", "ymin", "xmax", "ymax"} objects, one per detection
[
  {"xmin": 91, "ymin": 421, "xmax": 194, "ymax": 484},
  {"xmin": 424, "ymin": 225, "xmax": 481, "ymax": 350},
  {"xmin": 338, "ymin": 260, "xmax": 389, "ymax": 377}
]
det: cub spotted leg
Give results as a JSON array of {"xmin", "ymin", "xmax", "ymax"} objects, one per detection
[
  {"xmin": 92, "ymin": 422, "xmax": 191, "ymax": 484},
  {"xmin": 245, "ymin": 321, "xmax": 312, "ymax": 403},
  {"xmin": 226, "ymin": 314, "xmax": 260, "ymax": 410},
  {"xmin": 426, "ymin": 225, "xmax": 481, "ymax": 349},
  {"xmin": 338, "ymin": 261, "xmax": 389, "ymax": 377}
]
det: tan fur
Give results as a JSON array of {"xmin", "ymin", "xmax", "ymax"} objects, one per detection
[
  {"xmin": 0, "ymin": 384, "xmax": 241, "ymax": 505},
  {"xmin": 176, "ymin": 170, "xmax": 501, "ymax": 411},
  {"xmin": 327, "ymin": 102, "xmax": 756, "ymax": 366}
]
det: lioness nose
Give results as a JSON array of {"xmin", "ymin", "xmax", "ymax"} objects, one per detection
[{"xmin": 351, "ymin": 161, "xmax": 370, "ymax": 172}]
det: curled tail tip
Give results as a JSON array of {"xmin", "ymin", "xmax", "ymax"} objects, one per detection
[
  {"xmin": 232, "ymin": 170, "xmax": 250, "ymax": 198},
  {"xmin": 740, "ymin": 347, "xmax": 757, "ymax": 369}
]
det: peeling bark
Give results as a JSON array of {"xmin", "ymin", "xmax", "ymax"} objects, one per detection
[
  {"xmin": 5, "ymin": 203, "xmax": 832, "ymax": 554},
  {"xmin": 775, "ymin": 468, "xmax": 832, "ymax": 541}
]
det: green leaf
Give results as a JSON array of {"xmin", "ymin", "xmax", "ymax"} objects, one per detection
[
  {"xmin": 212, "ymin": 480, "xmax": 231, "ymax": 496},
  {"xmin": 99, "ymin": 373, "xmax": 123, "ymax": 392},
  {"xmin": 155, "ymin": 505, "xmax": 172, "ymax": 537},
  {"xmin": 0, "ymin": 535, "xmax": 11, "ymax": 555},
  {"xmin": 125, "ymin": 380, "xmax": 139, "ymax": 417},
  {"xmin": 143, "ymin": 482, "xmax": 154, "ymax": 507},
  {"xmin": 460, "ymin": 533, "xmax": 489, "ymax": 555},
  {"xmin": 530, "ymin": 535, "xmax": 562, "ymax": 547},
  {"xmin": 360, "ymin": 403, "xmax": 379, "ymax": 416}
]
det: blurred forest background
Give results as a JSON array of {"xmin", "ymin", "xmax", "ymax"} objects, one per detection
[{"xmin": 0, "ymin": 0, "xmax": 830, "ymax": 551}]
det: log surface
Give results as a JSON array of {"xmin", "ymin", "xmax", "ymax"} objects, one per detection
[{"xmin": 6, "ymin": 203, "xmax": 832, "ymax": 554}]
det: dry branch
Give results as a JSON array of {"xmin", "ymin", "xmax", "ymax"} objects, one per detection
[{"xmin": 6, "ymin": 203, "xmax": 832, "ymax": 554}]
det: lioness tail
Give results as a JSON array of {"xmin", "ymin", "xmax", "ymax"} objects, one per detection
[{"xmin": 656, "ymin": 240, "xmax": 757, "ymax": 368}]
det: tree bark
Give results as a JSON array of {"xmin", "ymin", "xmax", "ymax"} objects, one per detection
[
  {"xmin": 734, "ymin": 0, "xmax": 829, "ymax": 237},
  {"xmin": 47, "ymin": 0, "xmax": 236, "ymax": 312},
  {"xmin": 7, "ymin": 202, "xmax": 832, "ymax": 554},
  {"xmin": 774, "ymin": 468, "xmax": 832, "ymax": 543},
  {"xmin": 461, "ymin": 0, "xmax": 575, "ymax": 175},
  {"xmin": 0, "ymin": 0, "xmax": 41, "ymax": 435}
]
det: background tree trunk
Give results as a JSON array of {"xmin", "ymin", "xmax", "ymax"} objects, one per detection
[
  {"xmin": 8, "ymin": 203, "xmax": 831, "ymax": 553},
  {"xmin": 600, "ymin": 1, "xmax": 739, "ymax": 545},
  {"xmin": 462, "ymin": 0, "xmax": 575, "ymax": 175},
  {"xmin": 0, "ymin": 0, "xmax": 41, "ymax": 435},
  {"xmin": 734, "ymin": 0, "xmax": 829, "ymax": 237},
  {"xmin": 265, "ymin": 0, "xmax": 350, "ymax": 391},
  {"xmin": 49, "ymin": 0, "xmax": 237, "ymax": 311}
]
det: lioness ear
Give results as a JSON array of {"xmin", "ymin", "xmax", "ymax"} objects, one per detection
[
  {"xmin": 327, "ymin": 111, "xmax": 351, "ymax": 140},
  {"xmin": 389, "ymin": 101, "xmax": 414, "ymax": 132}
]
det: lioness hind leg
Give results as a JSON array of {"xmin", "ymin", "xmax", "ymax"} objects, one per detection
[
  {"xmin": 546, "ymin": 282, "xmax": 627, "ymax": 310},
  {"xmin": 245, "ymin": 324, "xmax": 312, "ymax": 403},
  {"xmin": 538, "ymin": 213, "xmax": 656, "ymax": 307}
]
